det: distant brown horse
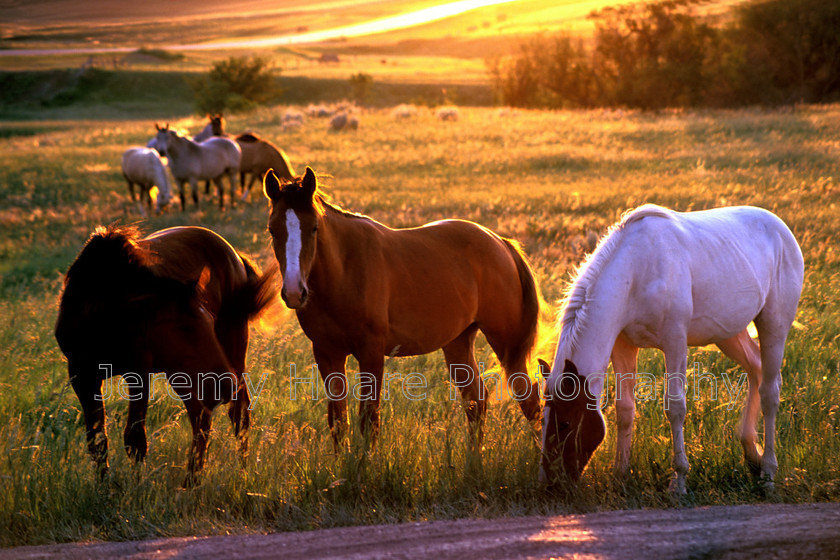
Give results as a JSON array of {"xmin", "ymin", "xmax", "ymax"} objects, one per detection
[
  {"xmin": 264, "ymin": 167, "xmax": 542, "ymax": 452},
  {"xmin": 236, "ymin": 132, "xmax": 295, "ymax": 201},
  {"xmin": 195, "ymin": 115, "xmax": 295, "ymax": 201},
  {"xmin": 55, "ymin": 225, "xmax": 277, "ymax": 484}
]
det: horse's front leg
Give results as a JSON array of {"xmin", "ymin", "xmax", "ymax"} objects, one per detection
[
  {"xmin": 239, "ymin": 171, "xmax": 250, "ymax": 201},
  {"xmin": 356, "ymin": 349, "xmax": 386, "ymax": 448},
  {"xmin": 227, "ymin": 169, "xmax": 237, "ymax": 208},
  {"xmin": 663, "ymin": 344, "xmax": 690, "ymax": 495},
  {"xmin": 124, "ymin": 372, "xmax": 150, "ymax": 463},
  {"xmin": 315, "ymin": 348, "xmax": 350, "ymax": 452},
  {"xmin": 612, "ymin": 335, "xmax": 639, "ymax": 478},
  {"xmin": 443, "ymin": 327, "xmax": 487, "ymax": 456},
  {"xmin": 189, "ymin": 177, "xmax": 199, "ymax": 209},
  {"xmin": 70, "ymin": 370, "xmax": 109, "ymax": 479},
  {"xmin": 178, "ymin": 179, "xmax": 188, "ymax": 212}
]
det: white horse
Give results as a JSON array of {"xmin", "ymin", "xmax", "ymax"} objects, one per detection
[
  {"xmin": 121, "ymin": 147, "xmax": 172, "ymax": 215},
  {"xmin": 539, "ymin": 204, "xmax": 804, "ymax": 494},
  {"xmin": 154, "ymin": 124, "xmax": 241, "ymax": 211}
]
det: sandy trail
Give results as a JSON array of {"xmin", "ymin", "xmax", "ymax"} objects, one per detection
[{"xmin": 4, "ymin": 502, "xmax": 840, "ymax": 559}]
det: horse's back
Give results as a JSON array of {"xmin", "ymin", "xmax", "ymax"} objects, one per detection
[
  {"xmin": 122, "ymin": 147, "xmax": 164, "ymax": 181},
  {"xmin": 313, "ymin": 216, "xmax": 532, "ymax": 355},
  {"xmin": 620, "ymin": 205, "xmax": 803, "ymax": 343},
  {"xmin": 140, "ymin": 227, "xmax": 247, "ymax": 308}
]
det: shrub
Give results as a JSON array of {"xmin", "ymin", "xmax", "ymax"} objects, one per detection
[
  {"xmin": 488, "ymin": 0, "xmax": 840, "ymax": 109},
  {"xmin": 193, "ymin": 55, "xmax": 279, "ymax": 114}
]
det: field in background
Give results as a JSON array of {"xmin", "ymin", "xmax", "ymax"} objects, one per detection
[{"xmin": 0, "ymin": 102, "xmax": 839, "ymax": 546}]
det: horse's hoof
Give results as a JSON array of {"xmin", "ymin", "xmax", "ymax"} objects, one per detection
[
  {"xmin": 668, "ymin": 476, "xmax": 687, "ymax": 496},
  {"xmin": 182, "ymin": 472, "xmax": 201, "ymax": 488}
]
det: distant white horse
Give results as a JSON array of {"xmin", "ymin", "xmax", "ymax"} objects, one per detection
[
  {"xmin": 121, "ymin": 147, "xmax": 172, "ymax": 215},
  {"xmin": 539, "ymin": 205, "xmax": 804, "ymax": 494},
  {"xmin": 154, "ymin": 124, "xmax": 241, "ymax": 211}
]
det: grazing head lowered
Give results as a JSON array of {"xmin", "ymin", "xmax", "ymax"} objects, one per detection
[
  {"xmin": 55, "ymin": 225, "xmax": 277, "ymax": 485},
  {"xmin": 538, "ymin": 359, "xmax": 606, "ymax": 485}
]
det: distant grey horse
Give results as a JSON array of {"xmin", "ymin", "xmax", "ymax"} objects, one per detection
[{"xmin": 154, "ymin": 124, "xmax": 240, "ymax": 211}]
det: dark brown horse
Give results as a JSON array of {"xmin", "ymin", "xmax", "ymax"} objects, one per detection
[
  {"xmin": 264, "ymin": 167, "xmax": 542, "ymax": 453},
  {"xmin": 55, "ymin": 225, "xmax": 277, "ymax": 484}
]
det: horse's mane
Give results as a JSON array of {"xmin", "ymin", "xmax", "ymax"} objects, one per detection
[
  {"xmin": 235, "ymin": 132, "xmax": 260, "ymax": 143},
  {"xmin": 278, "ymin": 174, "xmax": 368, "ymax": 221},
  {"xmin": 62, "ymin": 225, "xmax": 190, "ymax": 310},
  {"xmin": 65, "ymin": 226, "xmax": 153, "ymax": 286},
  {"xmin": 557, "ymin": 204, "xmax": 674, "ymax": 358}
]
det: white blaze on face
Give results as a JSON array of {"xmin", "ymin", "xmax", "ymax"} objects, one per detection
[{"xmin": 284, "ymin": 209, "xmax": 304, "ymax": 295}]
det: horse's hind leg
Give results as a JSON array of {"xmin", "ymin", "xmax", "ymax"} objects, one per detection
[
  {"xmin": 228, "ymin": 379, "xmax": 251, "ymax": 466},
  {"xmin": 124, "ymin": 372, "xmax": 150, "ymax": 463},
  {"xmin": 190, "ymin": 178, "xmax": 200, "ymax": 209},
  {"xmin": 178, "ymin": 180, "xmax": 187, "ymax": 212},
  {"xmin": 715, "ymin": 329, "xmax": 763, "ymax": 476},
  {"xmin": 182, "ymin": 395, "xmax": 213, "ymax": 487},
  {"xmin": 753, "ymin": 306, "xmax": 798, "ymax": 486},
  {"xmin": 219, "ymin": 320, "xmax": 251, "ymax": 466},
  {"xmin": 443, "ymin": 326, "xmax": 487, "ymax": 455}
]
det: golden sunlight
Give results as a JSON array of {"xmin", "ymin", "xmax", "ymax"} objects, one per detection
[{"xmin": 178, "ymin": 0, "xmax": 520, "ymax": 50}]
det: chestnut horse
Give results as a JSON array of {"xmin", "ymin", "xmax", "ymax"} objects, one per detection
[
  {"xmin": 193, "ymin": 114, "xmax": 296, "ymax": 201},
  {"xmin": 264, "ymin": 167, "xmax": 542, "ymax": 452},
  {"xmin": 539, "ymin": 205, "xmax": 803, "ymax": 493},
  {"xmin": 55, "ymin": 225, "xmax": 277, "ymax": 484},
  {"xmin": 236, "ymin": 132, "xmax": 295, "ymax": 201}
]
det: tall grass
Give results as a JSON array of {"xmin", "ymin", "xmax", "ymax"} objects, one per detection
[{"xmin": 1, "ymin": 104, "xmax": 838, "ymax": 546}]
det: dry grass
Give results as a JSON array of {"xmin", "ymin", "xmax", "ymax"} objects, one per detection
[{"xmin": 0, "ymin": 102, "xmax": 838, "ymax": 546}]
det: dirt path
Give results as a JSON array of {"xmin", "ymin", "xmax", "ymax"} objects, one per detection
[{"xmin": 5, "ymin": 503, "xmax": 839, "ymax": 559}]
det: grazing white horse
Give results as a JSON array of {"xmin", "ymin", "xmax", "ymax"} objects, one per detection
[
  {"xmin": 540, "ymin": 204, "xmax": 804, "ymax": 494},
  {"xmin": 154, "ymin": 124, "xmax": 241, "ymax": 211},
  {"xmin": 121, "ymin": 147, "xmax": 172, "ymax": 215}
]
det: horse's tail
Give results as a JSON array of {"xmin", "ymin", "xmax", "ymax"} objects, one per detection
[
  {"xmin": 220, "ymin": 254, "xmax": 279, "ymax": 323},
  {"xmin": 499, "ymin": 237, "xmax": 541, "ymax": 374}
]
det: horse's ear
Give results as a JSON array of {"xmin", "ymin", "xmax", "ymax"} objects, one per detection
[
  {"xmin": 564, "ymin": 360, "xmax": 578, "ymax": 375},
  {"xmin": 197, "ymin": 266, "xmax": 211, "ymax": 294},
  {"xmin": 191, "ymin": 266, "xmax": 212, "ymax": 305},
  {"xmin": 155, "ymin": 123, "xmax": 160, "ymax": 131},
  {"xmin": 263, "ymin": 169, "xmax": 282, "ymax": 201},
  {"xmin": 538, "ymin": 358, "xmax": 552, "ymax": 379},
  {"xmin": 302, "ymin": 167, "xmax": 317, "ymax": 198}
]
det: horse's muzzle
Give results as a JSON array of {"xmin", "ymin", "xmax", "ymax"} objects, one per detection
[{"xmin": 281, "ymin": 284, "xmax": 309, "ymax": 309}]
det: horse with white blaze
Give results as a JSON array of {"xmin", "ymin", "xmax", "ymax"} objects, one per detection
[{"xmin": 539, "ymin": 204, "xmax": 804, "ymax": 494}]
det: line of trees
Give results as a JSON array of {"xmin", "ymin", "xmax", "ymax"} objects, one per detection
[{"xmin": 488, "ymin": 0, "xmax": 840, "ymax": 109}]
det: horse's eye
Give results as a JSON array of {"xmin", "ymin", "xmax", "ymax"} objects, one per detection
[
  {"xmin": 556, "ymin": 421, "xmax": 570, "ymax": 431},
  {"xmin": 312, "ymin": 225, "xmax": 319, "ymax": 233}
]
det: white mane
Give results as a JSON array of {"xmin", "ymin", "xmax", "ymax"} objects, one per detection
[{"xmin": 556, "ymin": 204, "xmax": 675, "ymax": 359}]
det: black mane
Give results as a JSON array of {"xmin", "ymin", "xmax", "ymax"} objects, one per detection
[{"xmin": 62, "ymin": 225, "xmax": 192, "ymax": 309}]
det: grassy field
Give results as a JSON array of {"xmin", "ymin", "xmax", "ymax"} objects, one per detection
[{"xmin": 1, "ymin": 102, "xmax": 839, "ymax": 547}]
